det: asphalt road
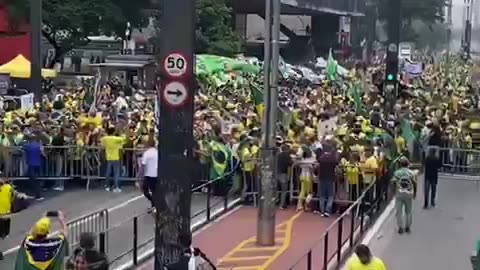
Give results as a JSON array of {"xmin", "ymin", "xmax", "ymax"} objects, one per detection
[
  {"xmin": 0, "ymin": 187, "xmax": 229, "ymax": 269},
  {"xmin": 368, "ymin": 176, "xmax": 480, "ymax": 270}
]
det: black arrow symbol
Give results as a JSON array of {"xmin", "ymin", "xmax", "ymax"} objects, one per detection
[{"xmin": 167, "ymin": 89, "xmax": 183, "ymax": 97}]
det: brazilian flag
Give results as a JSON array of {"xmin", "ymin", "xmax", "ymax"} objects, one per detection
[
  {"xmin": 15, "ymin": 234, "xmax": 69, "ymax": 270},
  {"xmin": 250, "ymin": 84, "xmax": 264, "ymax": 118},
  {"xmin": 209, "ymin": 141, "xmax": 231, "ymax": 181}
]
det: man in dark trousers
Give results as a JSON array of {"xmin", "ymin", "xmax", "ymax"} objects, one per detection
[{"xmin": 423, "ymin": 146, "xmax": 442, "ymax": 209}]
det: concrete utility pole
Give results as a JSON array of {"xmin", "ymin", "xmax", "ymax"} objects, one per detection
[
  {"xmin": 445, "ymin": 0, "xmax": 453, "ymax": 73},
  {"xmin": 257, "ymin": 0, "xmax": 280, "ymax": 246},
  {"xmin": 446, "ymin": 0, "xmax": 452, "ymax": 54},
  {"xmin": 155, "ymin": 0, "xmax": 195, "ymax": 268},
  {"xmin": 464, "ymin": 0, "xmax": 474, "ymax": 59},
  {"xmin": 30, "ymin": 0, "xmax": 42, "ymax": 102}
]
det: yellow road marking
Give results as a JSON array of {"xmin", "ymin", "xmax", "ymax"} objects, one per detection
[
  {"xmin": 221, "ymin": 256, "xmax": 271, "ymax": 262},
  {"xmin": 216, "ymin": 212, "xmax": 302, "ymax": 270},
  {"xmin": 245, "ymin": 237, "xmax": 285, "ymax": 244},
  {"xmin": 240, "ymin": 246, "xmax": 280, "ymax": 252},
  {"xmin": 258, "ymin": 213, "xmax": 300, "ymax": 270},
  {"xmin": 220, "ymin": 267, "xmax": 258, "ymax": 270}
]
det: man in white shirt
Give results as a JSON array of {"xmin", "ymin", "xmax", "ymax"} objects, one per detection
[{"xmin": 140, "ymin": 138, "xmax": 158, "ymax": 211}]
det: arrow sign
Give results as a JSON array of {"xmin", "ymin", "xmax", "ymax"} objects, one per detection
[
  {"xmin": 167, "ymin": 89, "xmax": 183, "ymax": 97},
  {"xmin": 162, "ymin": 81, "xmax": 188, "ymax": 107}
]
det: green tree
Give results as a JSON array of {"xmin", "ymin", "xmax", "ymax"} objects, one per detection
[
  {"xmin": 152, "ymin": 0, "xmax": 242, "ymax": 55},
  {"xmin": 4, "ymin": 0, "xmax": 152, "ymax": 67},
  {"xmin": 377, "ymin": 0, "xmax": 445, "ymax": 25},
  {"xmin": 411, "ymin": 20, "xmax": 447, "ymax": 49},
  {"xmin": 195, "ymin": 0, "xmax": 243, "ymax": 55}
]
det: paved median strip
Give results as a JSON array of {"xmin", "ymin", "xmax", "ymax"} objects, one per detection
[{"xmin": 216, "ymin": 212, "xmax": 301, "ymax": 270}]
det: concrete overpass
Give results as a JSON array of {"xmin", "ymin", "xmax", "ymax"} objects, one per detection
[
  {"xmin": 232, "ymin": 0, "xmax": 365, "ymax": 62},
  {"xmin": 232, "ymin": 0, "xmax": 364, "ymax": 16}
]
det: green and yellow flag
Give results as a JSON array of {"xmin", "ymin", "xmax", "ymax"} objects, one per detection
[
  {"xmin": 251, "ymin": 84, "xmax": 264, "ymax": 118},
  {"xmin": 15, "ymin": 217, "xmax": 69, "ymax": 270},
  {"xmin": 209, "ymin": 141, "xmax": 231, "ymax": 181},
  {"xmin": 350, "ymin": 83, "xmax": 362, "ymax": 113},
  {"xmin": 325, "ymin": 48, "xmax": 337, "ymax": 81}
]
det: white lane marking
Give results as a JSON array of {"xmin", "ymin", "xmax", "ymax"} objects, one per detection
[
  {"xmin": 362, "ymin": 198, "xmax": 396, "ymax": 245},
  {"xmin": 114, "ymin": 198, "xmax": 242, "ymax": 270},
  {"xmin": 4, "ymin": 194, "xmax": 145, "ymax": 255}
]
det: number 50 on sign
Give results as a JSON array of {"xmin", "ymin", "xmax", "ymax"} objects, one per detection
[{"xmin": 164, "ymin": 53, "xmax": 187, "ymax": 77}]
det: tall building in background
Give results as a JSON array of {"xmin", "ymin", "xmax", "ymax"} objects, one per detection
[{"xmin": 0, "ymin": 5, "xmax": 31, "ymax": 64}]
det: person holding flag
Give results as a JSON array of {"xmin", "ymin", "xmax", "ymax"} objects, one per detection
[{"xmin": 15, "ymin": 211, "xmax": 69, "ymax": 270}]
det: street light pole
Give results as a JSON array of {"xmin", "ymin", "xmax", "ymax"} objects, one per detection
[
  {"xmin": 257, "ymin": 0, "xmax": 280, "ymax": 246},
  {"xmin": 30, "ymin": 0, "xmax": 42, "ymax": 102}
]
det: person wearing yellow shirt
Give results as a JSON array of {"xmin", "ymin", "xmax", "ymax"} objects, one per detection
[
  {"xmin": 240, "ymin": 139, "xmax": 256, "ymax": 203},
  {"xmin": 361, "ymin": 148, "xmax": 378, "ymax": 203},
  {"xmin": 0, "ymin": 179, "xmax": 14, "ymax": 260},
  {"xmin": 343, "ymin": 155, "xmax": 360, "ymax": 201},
  {"xmin": 346, "ymin": 245, "xmax": 386, "ymax": 270},
  {"xmin": 100, "ymin": 127, "xmax": 124, "ymax": 193},
  {"xmin": 394, "ymin": 130, "xmax": 406, "ymax": 156}
]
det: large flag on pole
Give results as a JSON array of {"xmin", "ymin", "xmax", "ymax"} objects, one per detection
[
  {"xmin": 250, "ymin": 84, "xmax": 264, "ymax": 118},
  {"xmin": 350, "ymin": 83, "xmax": 362, "ymax": 113},
  {"xmin": 325, "ymin": 48, "xmax": 337, "ymax": 81}
]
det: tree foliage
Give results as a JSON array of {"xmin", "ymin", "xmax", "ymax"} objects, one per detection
[
  {"xmin": 4, "ymin": 0, "xmax": 152, "ymax": 66},
  {"xmin": 377, "ymin": 0, "xmax": 445, "ymax": 25},
  {"xmin": 411, "ymin": 20, "xmax": 447, "ymax": 49},
  {"xmin": 195, "ymin": 0, "xmax": 243, "ymax": 56}
]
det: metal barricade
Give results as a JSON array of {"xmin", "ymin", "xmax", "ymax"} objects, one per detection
[
  {"xmin": 437, "ymin": 147, "xmax": 480, "ymax": 175},
  {"xmin": 433, "ymin": 147, "xmax": 480, "ymax": 190},
  {"xmin": 4, "ymin": 146, "xmax": 143, "ymax": 186},
  {"xmin": 288, "ymin": 161, "xmax": 360, "ymax": 209},
  {"xmin": 68, "ymin": 209, "xmax": 109, "ymax": 252},
  {"xmin": 0, "ymin": 209, "xmax": 109, "ymax": 270}
]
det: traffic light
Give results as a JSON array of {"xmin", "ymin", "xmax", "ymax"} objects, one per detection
[{"xmin": 384, "ymin": 56, "xmax": 398, "ymax": 82}]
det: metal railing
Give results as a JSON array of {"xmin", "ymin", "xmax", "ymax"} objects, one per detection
[
  {"xmin": 99, "ymin": 158, "xmax": 244, "ymax": 269},
  {"xmin": 286, "ymin": 154, "xmax": 403, "ymax": 270},
  {"xmin": 287, "ymin": 180, "xmax": 393, "ymax": 270},
  {"xmin": 0, "ymin": 208, "xmax": 109, "ymax": 269},
  {"xmin": 436, "ymin": 147, "xmax": 480, "ymax": 175},
  {"xmin": 2, "ymin": 146, "xmax": 143, "ymax": 183}
]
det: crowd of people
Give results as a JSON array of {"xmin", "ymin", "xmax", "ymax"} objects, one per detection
[{"xmin": 0, "ymin": 50, "xmax": 478, "ymax": 269}]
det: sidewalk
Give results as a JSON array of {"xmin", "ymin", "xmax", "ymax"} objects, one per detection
[
  {"xmin": 0, "ymin": 187, "xmax": 221, "ymax": 269},
  {"xmin": 368, "ymin": 176, "xmax": 480, "ymax": 269},
  {"xmin": 139, "ymin": 206, "xmax": 356, "ymax": 270}
]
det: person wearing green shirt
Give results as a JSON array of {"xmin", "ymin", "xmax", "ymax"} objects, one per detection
[{"xmin": 391, "ymin": 156, "xmax": 417, "ymax": 234}]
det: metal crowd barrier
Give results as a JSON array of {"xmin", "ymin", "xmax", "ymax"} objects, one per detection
[
  {"xmin": 287, "ymin": 181, "xmax": 393, "ymax": 270},
  {"xmin": 2, "ymin": 146, "xmax": 146, "ymax": 188},
  {"xmin": 437, "ymin": 147, "xmax": 480, "ymax": 175},
  {"xmin": 1, "ymin": 208, "xmax": 109, "ymax": 269},
  {"xmin": 287, "ymin": 161, "xmax": 377, "ymax": 208},
  {"xmin": 103, "ymin": 157, "xmax": 244, "ymax": 269},
  {"xmin": 433, "ymin": 147, "xmax": 480, "ymax": 190},
  {"xmin": 68, "ymin": 209, "xmax": 109, "ymax": 252}
]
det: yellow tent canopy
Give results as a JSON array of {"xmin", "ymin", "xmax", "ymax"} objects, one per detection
[{"xmin": 0, "ymin": 54, "xmax": 57, "ymax": 79}]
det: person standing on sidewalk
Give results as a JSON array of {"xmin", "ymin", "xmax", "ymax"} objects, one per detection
[
  {"xmin": 391, "ymin": 156, "xmax": 417, "ymax": 234},
  {"xmin": 100, "ymin": 127, "xmax": 124, "ymax": 193},
  {"xmin": 316, "ymin": 143, "xmax": 338, "ymax": 217},
  {"xmin": 277, "ymin": 144, "xmax": 293, "ymax": 210},
  {"xmin": 346, "ymin": 244, "xmax": 386, "ymax": 270},
  {"xmin": 140, "ymin": 137, "xmax": 157, "ymax": 212},
  {"xmin": 23, "ymin": 135, "xmax": 45, "ymax": 201},
  {"xmin": 423, "ymin": 146, "xmax": 441, "ymax": 209}
]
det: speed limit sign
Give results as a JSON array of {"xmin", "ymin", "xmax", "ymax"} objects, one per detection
[{"xmin": 164, "ymin": 53, "xmax": 187, "ymax": 77}]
